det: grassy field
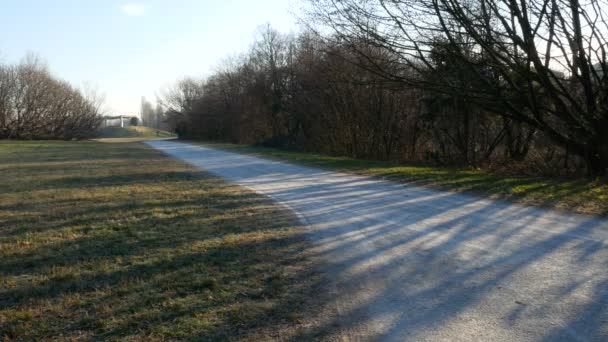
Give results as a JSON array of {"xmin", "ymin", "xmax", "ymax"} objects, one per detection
[
  {"xmin": 193, "ymin": 142, "xmax": 608, "ymax": 216},
  {"xmin": 0, "ymin": 141, "xmax": 327, "ymax": 341},
  {"xmin": 96, "ymin": 126, "xmax": 175, "ymax": 141}
]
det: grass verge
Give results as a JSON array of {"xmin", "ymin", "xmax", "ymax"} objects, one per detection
[
  {"xmin": 96, "ymin": 126, "xmax": 175, "ymax": 142},
  {"xmin": 192, "ymin": 142, "xmax": 608, "ymax": 216},
  {"xmin": 0, "ymin": 140, "xmax": 326, "ymax": 341}
]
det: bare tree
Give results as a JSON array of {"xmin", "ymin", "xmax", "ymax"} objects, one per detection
[
  {"xmin": 0, "ymin": 55, "xmax": 102, "ymax": 139},
  {"xmin": 304, "ymin": 0, "xmax": 608, "ymax": 174}
]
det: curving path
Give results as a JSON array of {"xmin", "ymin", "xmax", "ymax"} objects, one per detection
[{"xmin": 147, "ymin": 140, "xmax": 608, "ymax": 341}]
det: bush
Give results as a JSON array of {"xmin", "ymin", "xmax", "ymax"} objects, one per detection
[{"xmin": 0, "ymin": 56, "xmax": 102, "ymax": 140}]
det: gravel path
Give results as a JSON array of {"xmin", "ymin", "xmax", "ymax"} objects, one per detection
[{"xmin": 147, "ymin": 140, "xmax": 608, "ymax": 341}]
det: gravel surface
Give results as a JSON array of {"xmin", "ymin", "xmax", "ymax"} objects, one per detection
[{"xmin": 147, "ymin": 140, "xmax": 608, "ymax": 341}]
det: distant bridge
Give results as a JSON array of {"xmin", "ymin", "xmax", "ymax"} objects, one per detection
[{"xmin": 102, "ymin": 115, "xmax": 138, "ymax": 128}]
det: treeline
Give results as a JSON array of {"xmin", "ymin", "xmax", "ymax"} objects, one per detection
[
  {"xmin": 164, "ymin": 0, "xmax": 608, "ymax": 176},
  {"xmin": 0, "ymin": 56, "xmax": 102, "ymax": 139}
]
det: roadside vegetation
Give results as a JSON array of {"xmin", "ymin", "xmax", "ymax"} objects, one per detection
[
  {"xmin": 0, "ymin": 141, "xmax": 326, "ymax": 341},
  {"xmin": 158, "ymin": 0, "xmax": 608, "ymax": 187},
  {"xmin": 197, "ymin": 142, "xmax": 608, "ymax": 216}
]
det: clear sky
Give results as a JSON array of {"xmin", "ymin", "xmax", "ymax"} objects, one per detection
[{"xmin": 0, "ymin": 0, "xmax": 298, "ymax": 115}]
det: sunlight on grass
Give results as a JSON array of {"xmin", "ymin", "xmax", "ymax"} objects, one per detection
[
  {"xmin": 0, "ymin": 141, "xmax": 326, "ymax": 341},
  {"xmin": 96, "ymin": 126, "xmax": 175, "ymax": 140},
  {"xmin": 195, "ymin": 142, "xmax": 608, "ymax": 215}
]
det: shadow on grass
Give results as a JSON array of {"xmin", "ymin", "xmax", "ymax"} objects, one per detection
[{"xmin": 0, "ymin": 141, "xmax": 331, "ymax": 341}]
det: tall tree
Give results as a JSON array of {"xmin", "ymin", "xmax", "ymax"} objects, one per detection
[{"xmin": 305, "ymin": 0, "xmax": 608, "ymax": 174}]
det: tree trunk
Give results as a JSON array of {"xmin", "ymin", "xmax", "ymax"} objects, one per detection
[{"xmin": 585, "ymin": 147, "xmax": 608, "ymax": 176}]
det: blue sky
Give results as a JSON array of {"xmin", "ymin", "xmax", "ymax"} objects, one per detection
[{"xmin": 0, "ymin": 0, "xmax": 298, "ymax": 114}]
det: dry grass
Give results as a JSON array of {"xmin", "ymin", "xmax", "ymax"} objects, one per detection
[
  {"xmin": 0, "ymin": 141, "xmax": 327, "ymax": 341},
  {"xmin": 95, "ymin": 126, "xmax": 175, "ymax": 142},
  {"xmin": 194, "ymin": 142, "xmax": 608, "ymax": 216}
]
